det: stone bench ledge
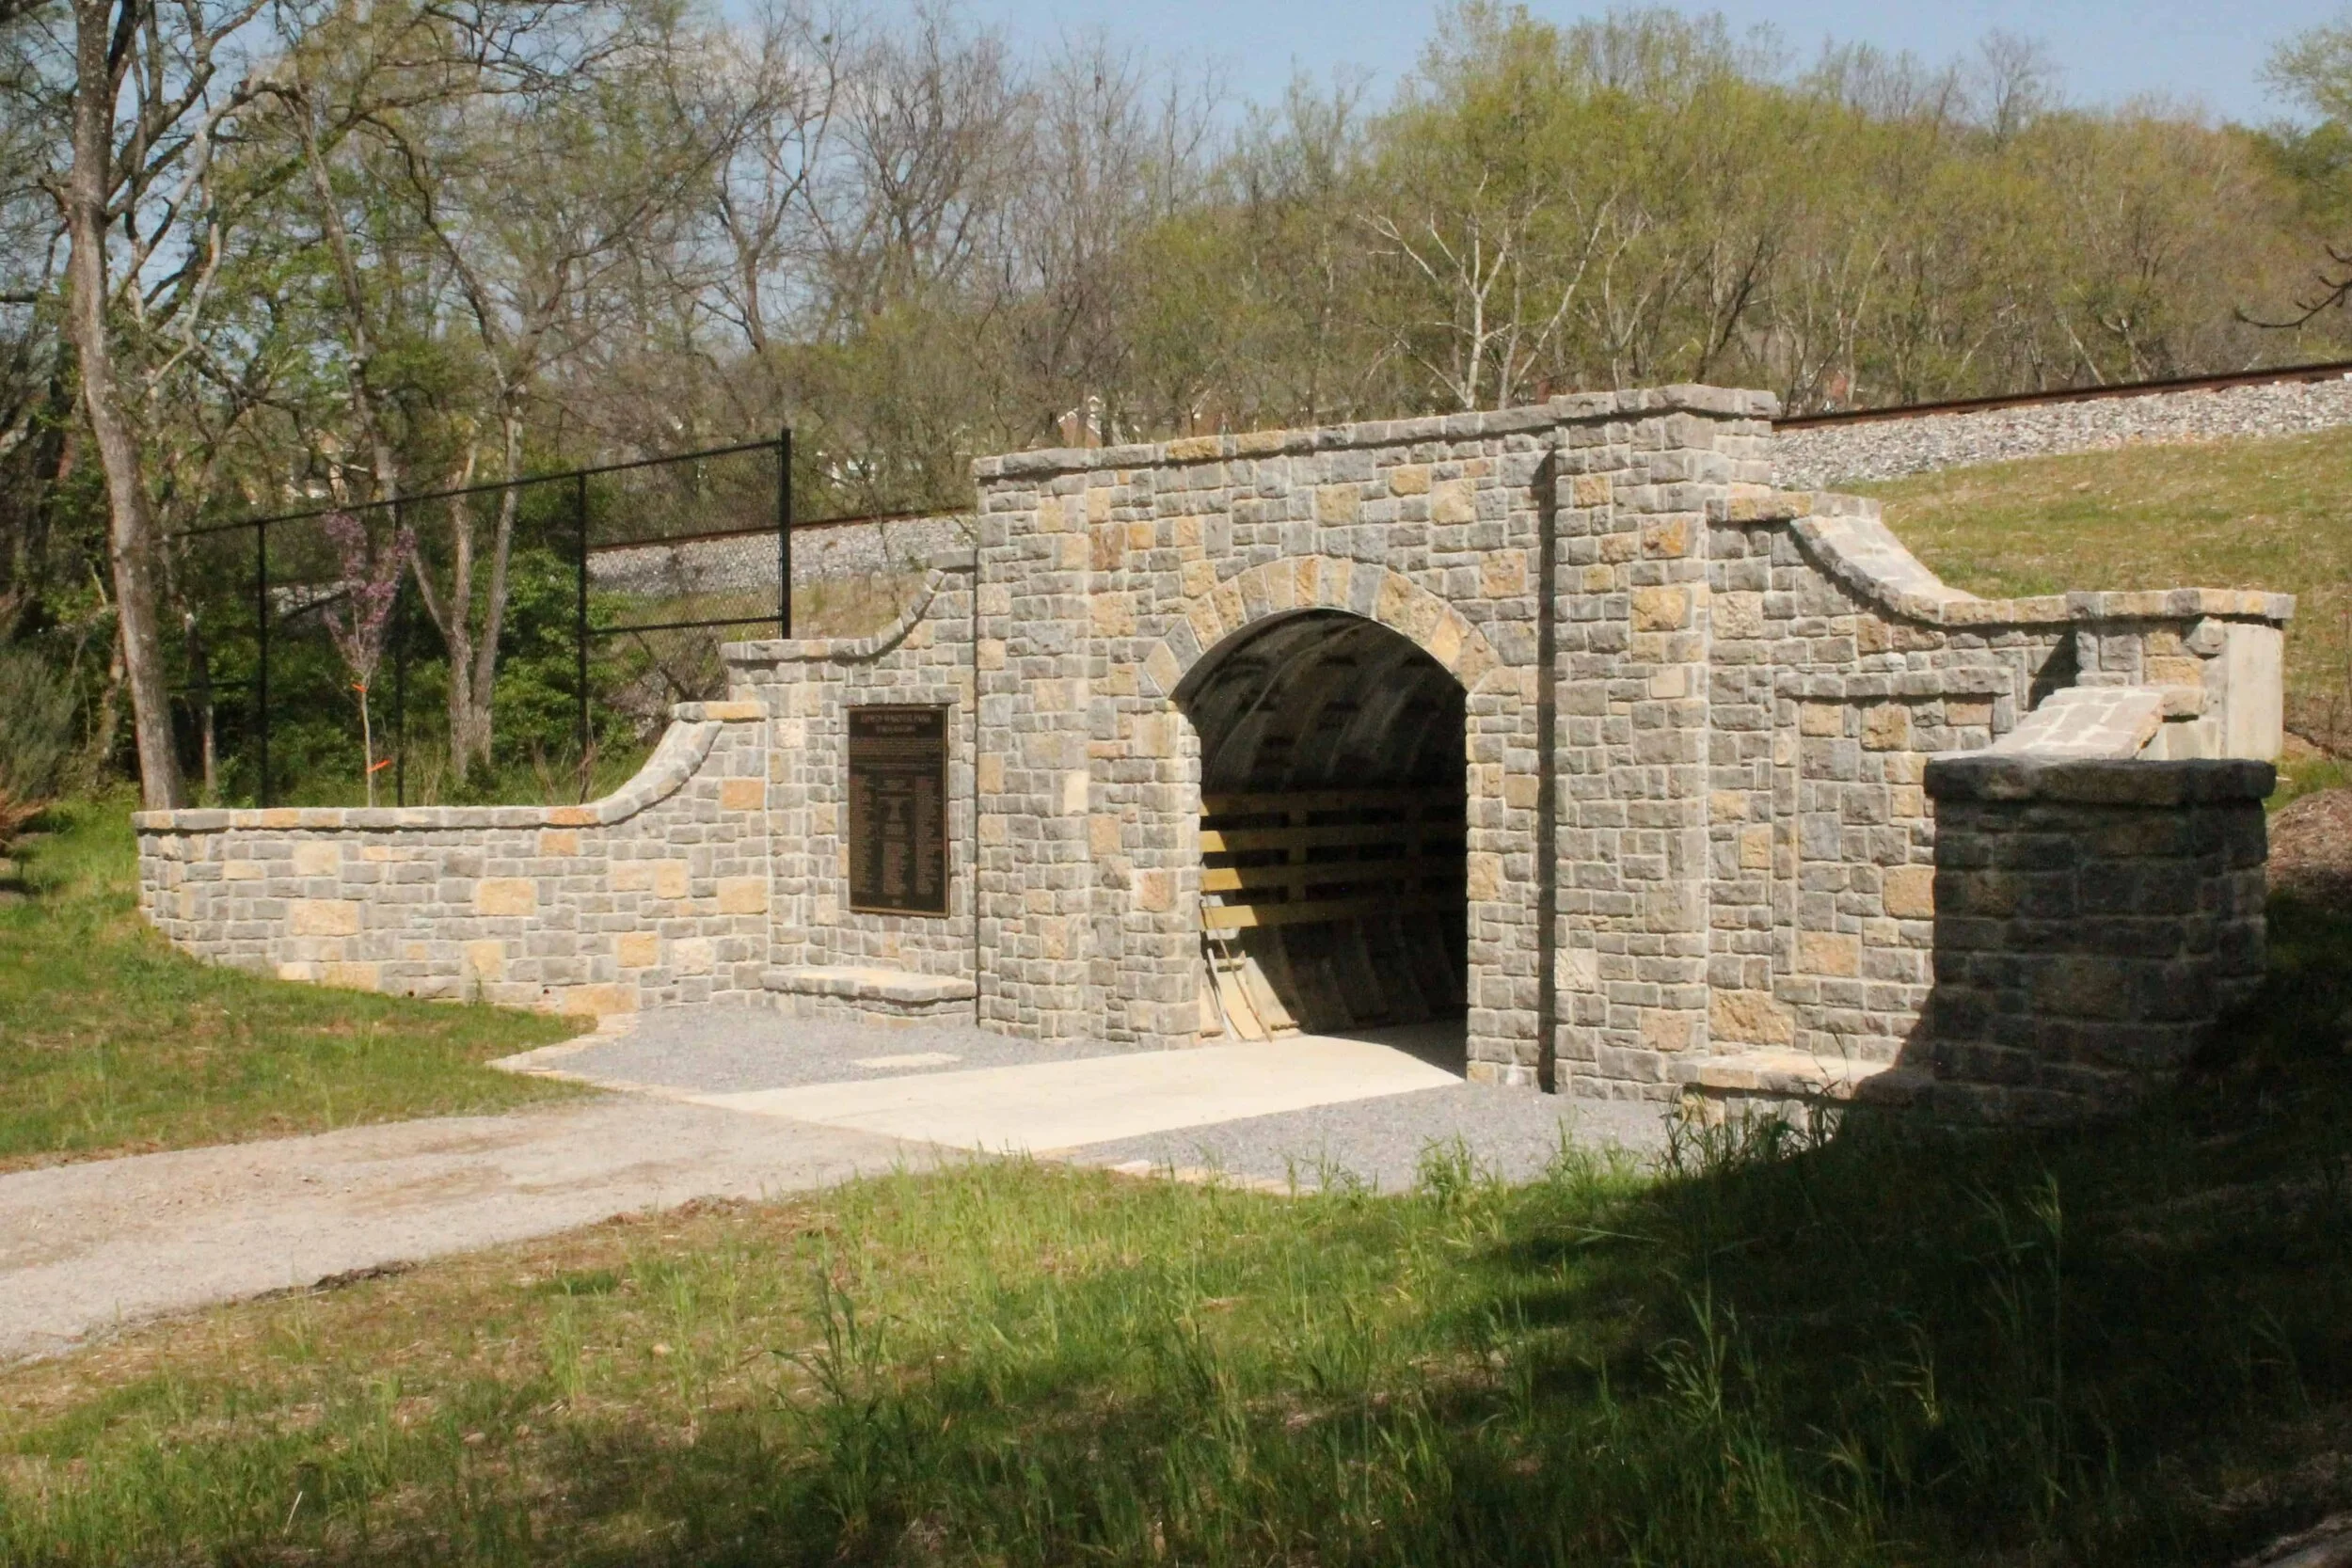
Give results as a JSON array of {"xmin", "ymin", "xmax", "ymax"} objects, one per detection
[
  {"xmin": 760, "ymin": 965, "xmax": 977, "ymax": 1005},
  {"xmin": 1688, "ymin": 1051, "xmax": 1931, "ymax": 1103}
]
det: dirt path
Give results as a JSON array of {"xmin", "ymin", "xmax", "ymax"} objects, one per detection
[{"xmin": 0, "ymin": 1098, "xmax": 922, "ymax": 1361}]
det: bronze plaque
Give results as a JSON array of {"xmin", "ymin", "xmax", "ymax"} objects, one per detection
[{"xmin": 847, "ymin": 705, "xmax": 949, "ymax": 916}]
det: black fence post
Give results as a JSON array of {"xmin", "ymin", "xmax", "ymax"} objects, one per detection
[
  {"xmin": 575, "ymin": 469, "xmax": 590, "ymax": 764},
  {"xmin": 391, "ymin": 499, "xmax": 408, "ymax": 808},
  {"xmin": 778, "ymin": 427, "xmax": 792, "ymax": 640},
  {"xmin": 254, "ymin": 518, "xmax": 269, "ymax": 808}
]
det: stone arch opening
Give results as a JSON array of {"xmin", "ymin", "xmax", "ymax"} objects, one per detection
[{"xmin": 1176, "ymin": 609, "xmax": 1468, "ymax": 1047}]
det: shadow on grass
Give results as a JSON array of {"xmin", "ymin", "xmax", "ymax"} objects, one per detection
[
  {"xmin": 9, "ymin": 898, "xmax": 2352, "ymax": 1567},
  {"xmin": 518, "ymin": 903, "xmax": 2352, "ymax": 1568}
]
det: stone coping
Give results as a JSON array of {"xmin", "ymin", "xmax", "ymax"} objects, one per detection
[
  {"xmin": 132, "ymin": 701, "xmax": 768, "ymax": 834},
  {"xmin": 725, "ymin": 559, "xmax": 975, "ymax": 668},
  {"xmin": 761, "ymin": 965, "xmax": 978, "ymax": 1004},
  {"xmin": 1923, "ymin": 754, "xmax": 2276, "ymax": 805},
  {"xmin": 972, "ymin": 386, "xmax": 1781, "ymax": 480}
]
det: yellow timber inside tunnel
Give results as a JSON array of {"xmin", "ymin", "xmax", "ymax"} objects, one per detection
[{"xmin": 1179, "ymin": 609, "xmax": 1469, "ymax": 1046}]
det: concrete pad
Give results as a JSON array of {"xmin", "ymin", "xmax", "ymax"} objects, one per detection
[{"xmin": 687, "ymin": 1033, "xmax": 1463, "ymax": 1152}]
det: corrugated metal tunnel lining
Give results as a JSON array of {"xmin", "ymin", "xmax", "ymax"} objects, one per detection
[{"xmin": 1179, "ymin": 610, "xmax": 1467, "ymax": 1040}]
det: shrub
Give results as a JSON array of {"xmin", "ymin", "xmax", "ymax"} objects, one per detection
[{"xmin": 0, "ymin": 642, "xmax": 78, "ymax": 836}]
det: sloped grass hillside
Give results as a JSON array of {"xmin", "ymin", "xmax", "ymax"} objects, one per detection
[
  {"xmin": 1851, "ymin": 429, "xmax": 2352, "ymax": 755},
  {"xmin": 0, "ymin": 799, "xmax": 582, "ymax": 1171},
  {"xmin": 4, "ymin": 901, "xmax": 2350, "ymax": 1565}
]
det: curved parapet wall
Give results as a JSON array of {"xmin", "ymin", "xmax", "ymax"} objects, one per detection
[{"xmin": 133, "ymin": 701, "xmax": 776, "ymax": 1016}]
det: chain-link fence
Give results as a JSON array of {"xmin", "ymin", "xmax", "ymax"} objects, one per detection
[{"xmin": 163, "ymin": 435, "xmax": 795, "ymax": 808}]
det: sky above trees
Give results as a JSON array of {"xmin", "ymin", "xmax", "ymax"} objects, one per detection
[{"xmin": 953, "ymin": 0, "xmax": 2340, "ymax": 128}]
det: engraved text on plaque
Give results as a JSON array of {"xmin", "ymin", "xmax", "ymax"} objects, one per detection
[{"xmin": 847, "ymin": 705, "xmax": 949, "ymax": 915}]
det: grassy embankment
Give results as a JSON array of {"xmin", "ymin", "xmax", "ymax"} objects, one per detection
[
  {"xmin": 0, "ymin": 800, "xmax": 582, "ymax": 1173},
  {"xmin": 3, "ymin": 896, "xmax": 2350, "ymax": 1565},
  {"xmin": 1852, "ymin": 427, "xmax": 2352, "ymax": 796}
]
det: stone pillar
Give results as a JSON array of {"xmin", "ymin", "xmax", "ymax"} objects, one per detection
[
  {"xmin": 1920, "ymin": 754, "xmax": 2271, "ymax": 1119},
  {"xmin": 973, "ymin": 459, "xmax": 1101, "ymax": 1040},
  {"xmin": 1549, "ymin": 391, "xmax": 1776, "ymax": 1098}
]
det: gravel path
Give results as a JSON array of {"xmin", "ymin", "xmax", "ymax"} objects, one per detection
[
  {"xmin": 1073, "ymin": 1082, "xmax": 1673, "ymax": 1192},
  {"xmin": 0, "ymin": 1098, "xmax": 922, "ymax": 1362},
  {"xmin": 2, "ymin": 1008, "xmax": 1675, "ymax": 1361}
]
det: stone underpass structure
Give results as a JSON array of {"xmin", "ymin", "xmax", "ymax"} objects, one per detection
[{"xmin": 135, "ymin": 387, "xmax": 2292, "ymax": 1122}]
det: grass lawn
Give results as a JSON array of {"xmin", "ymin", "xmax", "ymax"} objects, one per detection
[
  {"xmin": 0, "ymin": 798, "xmax": 583, "ymax": 1172},
  {"xmin": 1853, "ymin": 428, "xmax": 2352, "ymax": 766},
  {"xmin": 4, "ymin": 901, "xmax": 2349, "ymax": 1566}
]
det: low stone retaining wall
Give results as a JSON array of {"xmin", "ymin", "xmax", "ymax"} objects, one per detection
[
  {"xmin": 1915, "ymin": 755, "xmax": 2271, "ymax": 1120},
  {"xmin": 1775, "ymin": 375, "xmax": 2352, "ymax": 487},
  {"xmin": 134, "ymin": 703, "xmax": 776, "ymax": 1015}
]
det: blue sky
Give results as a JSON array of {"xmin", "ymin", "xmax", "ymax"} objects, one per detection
[{"xmin": 950, "ymin": 0, "xmax": 2342, "ymax": 126}]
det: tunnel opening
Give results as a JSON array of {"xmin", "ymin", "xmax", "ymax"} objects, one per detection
[{"xmin": 1179, "ymin": 610, "xmax": 1468, "ymax": 1050}]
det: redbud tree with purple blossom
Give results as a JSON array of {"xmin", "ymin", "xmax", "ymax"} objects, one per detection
[{"xmin": 320, "ymin": 512, "xmax": 416, "ymax": 804}]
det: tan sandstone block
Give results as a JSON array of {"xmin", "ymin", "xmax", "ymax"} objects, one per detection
[
  {"xmin": 1091, "ymin": 593, "xmax": 1136, "ymax": 637},
  {"xmin": 1503, "ymin": 774, "xmax": 1539, "ymax": 810},
  {"xmin": 465, "ymin": 940, "xmax": 505, "ymax": 980},
  {"xmin": 539, "ymin": 830, "xmax": 580, "ymax": 857},
  {"xmin": 1949, "ymin": 700, "xmax": 1994, "ymax": 728},
  {"xmin": 1630, "ymin": 585, "xmax": 1689, "ymax": 632},
  {"xmin": 1800, "ymin": 703, "xmax": 1844, "ymax": 736},
  {"xmin": 475, "ymin": 879, "xmax": 536, "ymax": 916},
  {"xmin": 224, "ymin": 860, "xmax": 264, "ymax": 880},
  {"xmin": 1883, "ymin": 864, "xmax": 1936, "ymax": 920},
  {"xmin": 977, "ymin": 639, "xmax": 1007, "ymax": 671},
  {"xmin": 1133, "ymin": 869, "xmax": 1173, "ymax": 912},
  {"xmin": 1430, "ymin": 479, "xmax": 1475, "ymax": 525},
  {"xmin": 1467, "ymin": 851, "xmax": 1502, "ymax": 902},
  {"xmin": 1709, "ymin": 989, "xmax": 1795, "ymax": 1046},
  {"xmin": 655, "ymin": 861, "xmax": 691, "ymax": 899},
  {"xmin": 716, "ymin": 876, "xmax": 766, "ymax": 914},
  {"xmin": 977, "ymin": 752, "xmax": 1006, "ymax": 794},
  {"xmin": 1480, "ymin": 552, "xmax": 1527, "ymax": 597},
  {"xmin": 564, "ymin": 984, "xmax": 637, "ymax": 1018},
  {"xmin": 292, "ymin": 842, "xmax": 340, "ymax": 877},
  {"xmin": 720, "ymin": 777, "xmax": 765, "ymax": 811},
  {"xmin": 1089, "ymin": 815, "xmax": 1123, "ymax": 855},
  {"xmin": 1426, "ymin": 612, "xmax": 1466, "ymax": 672},
  {"xmin": 1571, "ymin": 473, "xmax": 1612, "ymax": 507},
  {"xmin": 1315, "ymin": 484, "xmax": 1360, "ymax": 524},
  {"xmin": 1709, "ymin": 790, "xmax": 1748, "ymax": 823},
  {"xmin": 1640, "ymin": 1010, "xmax": 1696, "ymax": 1053},
  {"xmin": 1165, "ymin": 436, "xmax": 1220, "ymax": 462},
  {"xmin": 1862, "ymin": 704, "xmax": 1912, "ymax": 751},
  {"xmin": 1740, "ymin": 826, "xmax": 1772, "ymax": 869},
  {"xmin": 1388, "ymin": 464, "xmax": 1431, "ymax": 496},
  {"xmin": 675, "ymin": 938, "xmax": 713, "ymax": 974},
  {"xmin": 1642, "ymin": 516, "xmax": 1691, "ymax": 558},
  {"xmin": 289, "ymin": 898, "xmax": 362, "ymax": 937},
  {"xmin": 1798, "ymin": 931, "xmax": 1861, "ymax": 976},
  {"xmin": 1087, "ymin": 484, "xmax": 1114, "ymax": 523},
  {"xmin": 616, "ymin": 931, "xmax": 660, "ymax": 969},
  {"xmin": 319, "ymin": 961, "xmax": 381, "ymax": 992}
]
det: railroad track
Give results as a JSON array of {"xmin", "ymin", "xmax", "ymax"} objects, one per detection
[{"xmin": 1772, "ymin": 357, "xmax": 2352, "ymax": 429}]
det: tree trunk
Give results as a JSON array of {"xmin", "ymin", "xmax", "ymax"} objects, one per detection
[
  {"xmin": 455, "ymin": 410, "xmax": 526, "ymax": 776},
  {"xmin": 64, "ymin": 0, "xmax": 183, "ymax": 810}
]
